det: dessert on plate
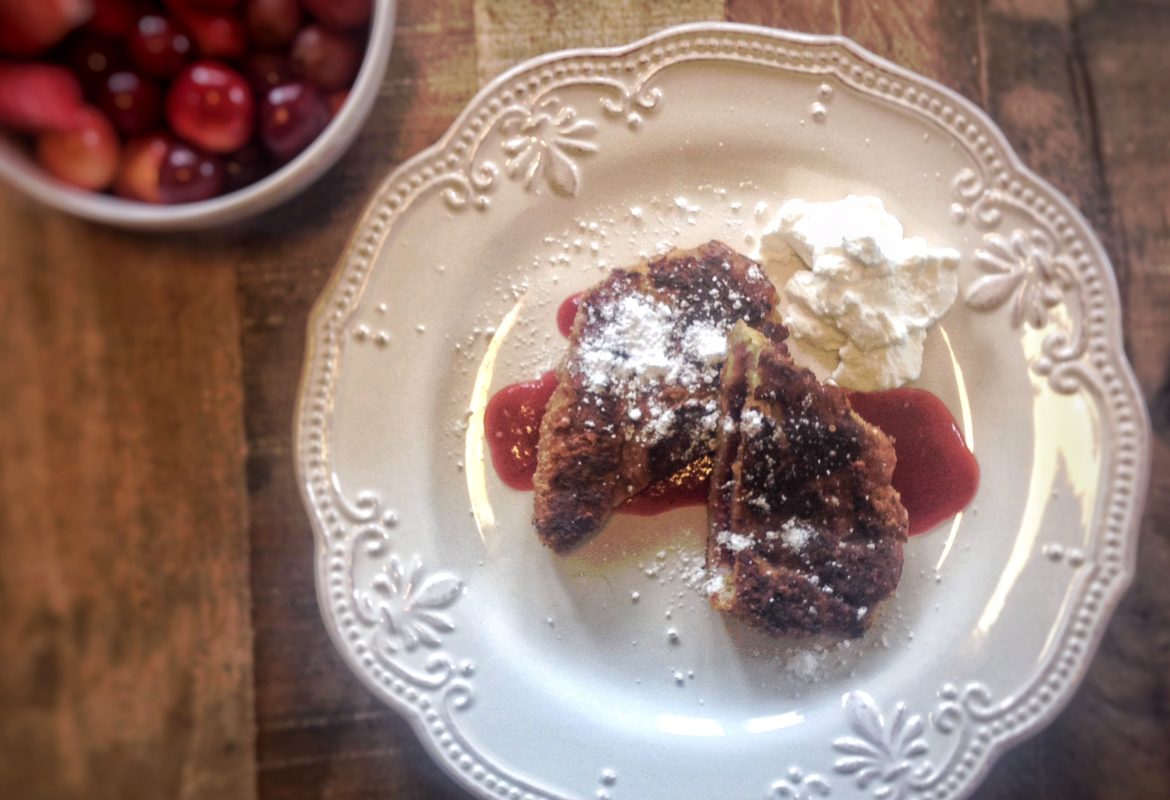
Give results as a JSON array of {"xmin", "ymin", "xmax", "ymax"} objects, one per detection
[
  {"xmin": 707, "ymin": 322, "xmax": 907, "ymax": 637},
  {"xmin": 531, "ymin": 239, "xmax": 909, "ymax": 637},
  {"xmin": 511, "ymin": 201, "xmax": 966, "ymax": 638},
  {"xmin": 532, "ymin": 240, "xmax": 784, "ymax": 552}
]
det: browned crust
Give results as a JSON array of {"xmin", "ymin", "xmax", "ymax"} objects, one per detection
[
  {"xmin": 532, "ymin": 241, "xmax": 784, "ymax": 552},
  {"xmin": 707, "ymin": 322, "xmax": 907, "ymax": 638}
]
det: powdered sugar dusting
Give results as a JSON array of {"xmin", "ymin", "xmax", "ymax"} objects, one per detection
[
  {"xmin": 740, "ymin": 408, "xmax": 765, "ymax": 436},
  {"xmin": 682, "ymin": 322, "xmax": 728, "ymax": 366},
  {"xmin": 716, "ymin": 529, "xmax": 754, "ymax": 553},
  {"xmin": 569, "ymin": 267, "xmax": 749, "ymax": 446},
  {"xmin": 780, "ymin": 519, "xmax": 817, "ymax": 552},
  {"xmin": 702, "ymin": 573, "xmax": 725, "ymax": 595},
  {"xmin": 785, "ymin": 650, "xmax": 822, "ymax": 681},
  {"xmin": 578, "ymin": 294, "xmax": 677, "ymax": 392}
]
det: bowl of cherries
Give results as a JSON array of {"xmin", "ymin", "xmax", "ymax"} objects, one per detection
[{"xmin": 0, "ymin": 0, "xmax": 393, "ymax": 229}]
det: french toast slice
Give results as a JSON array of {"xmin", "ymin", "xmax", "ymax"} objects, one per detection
[
  {"xmin": 532, "ymin": 241, "xmax": 785, "ymax": 552},
  {"xmin": 707, "ymin": 322, "xmax": 907, "ymax": 637}
]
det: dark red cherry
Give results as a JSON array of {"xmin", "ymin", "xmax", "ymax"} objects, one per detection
[
  {"xmin": 129, "ymin": 15, "xmax": 193, "ymax": 78},
  {"xmin": 178, "ymin": 9, "xmax": 246, "ymax": 59},
  {"xmin": 245, "ymin": 0, "xmax": 300, "ymax": 47},
  {"xmin": 289, "ymin": 24, "xmax": 360, "ymax": 91},
  {"xmin": 0, "ymin": 0, "xmax": 92, "ymax": 56},
  {"xmin": 158, "ymin": 141, "xmax": 225, "ymax": 203},
  {"xmin": 222, "ymin": 142, "xmax": 269, "ymax": 191},
  {"xmin": 166, "ymin": 60, "xmax": 255, "ymax": 153},
  {"xmin": 87, "ymin": 0, "xmax": 137, "ymax": 37},
  {"xmin": 243, "ymin": 50, "xmax": 291, "ymax": 93},
  {"xmin": 168, "ymin": 0, "xmax": 241, "ymax": 10},
  {"xmin": 327, "ymin": 90, "xmax": 349, "ymax": 117},
  {"xmin": 97, "ymin": 70, "xmax": 162, "ymax": 136},
  {"xmin": 301, "ymin": 0, "xmax": 371, "ymax": 31},
  {"xmin": 259, "ymin": 80, "xmax": 329, "ymax": 162},
  {"xmin": 68, "ymin": 31, "xmax": 132, "ymax": 93}
]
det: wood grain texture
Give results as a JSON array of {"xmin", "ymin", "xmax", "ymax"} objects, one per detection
[
  {"xmin": 473, "ymin": 0, "xmax": 724, "ymax": 85},
  {"xmin": 838, "ymin": 0, "xmax": 979, "ymax": 102},
  {"xmin": 724, "ymin": 0, "xmax": 840, "ymax": 33},
  {"xmin": 971, "ymin": 3, "xmax": 1170, "ymax": 796},
  {"xmin": 0, "ymin": 201, "xmax": 255, "ymax": 800}
]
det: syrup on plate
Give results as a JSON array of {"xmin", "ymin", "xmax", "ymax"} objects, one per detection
[
  {"xmin": 849, "ymin": 388, "xmax": 979, "ymax": 536},
  {"xmin": 556, "ymin": 292, "xmax": 583, "ymax": 337},
  {"xmin": 483, "ymin": 294, "xmax": 978, "ymax": 534}
]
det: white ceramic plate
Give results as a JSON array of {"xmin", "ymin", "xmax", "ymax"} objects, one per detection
[{"xmin": 295, "ymin": 24, "xmax": 1149, "ymax": 800}]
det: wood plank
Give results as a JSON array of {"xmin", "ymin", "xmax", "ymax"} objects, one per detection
[
  {"xmin": 724, "ymin": 0, "xmax": 840, "ymax": 33},
  {"xmin": 964, "ymin": 1, "xmax": 1170, "ymax": 798},
  {"xmin": 725, "ymin": 0, "xmax": 982, "ymax": 106},
  {"xmin": 1077, "ymin": 0, "xmax": 1170, "ymax": 394},
  {"xmin": 978, "ymin": 0, "xmax": 1110, "ymax": 232},
  {"xmin": 839, "ymin": 0, "xmax": 983, "ymax": 104},
  {"xmin": 0, "ymin": 198, "xmax": 255, "ymax": 800},
  {"xmin": 474, "ymin": 0, "xmax": 725, "ymax": 85},
  {"xmin": 243, "ymin": 1, "xmax": 481, "ymax": 798},
  {"xmin": 971, "ymin": 3, "xmax": 1170, "ymax": 797}
]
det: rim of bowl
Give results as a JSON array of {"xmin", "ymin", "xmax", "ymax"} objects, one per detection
[{"xmin": 0, "ymin": 0, "xmax": 397, "ymax": 231}]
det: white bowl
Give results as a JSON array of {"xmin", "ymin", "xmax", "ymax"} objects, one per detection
[{"xmin": 0, "ymin": 0, "xmax": 396, "ymax": 231}]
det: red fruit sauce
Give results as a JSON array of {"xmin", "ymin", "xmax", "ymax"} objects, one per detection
[
  {"xmin": 556, "ymin": 292, "xmax": 583, "ymax": 337},
  {"xmin": 482, "ymin": 370, "xmax": 711, "ymax": 513},
  {"xmin": 848, "ymin": 388, "xmax": 979, "ymax": 536},
  {"xmin": 482, "ymin": 371, "xmax": 558, "ymax": 491},
  {"xmin": 622, "ymin": 457, "xmax": 711, "ymax": 515},
  {"xmin": 484, "ymin": 295, "xmax": 979, "ymax": 535}
]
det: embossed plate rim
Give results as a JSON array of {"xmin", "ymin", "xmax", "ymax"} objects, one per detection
[{"xmin": 295, "ymin": 22, "xmax": 1150, "ymax": 800}]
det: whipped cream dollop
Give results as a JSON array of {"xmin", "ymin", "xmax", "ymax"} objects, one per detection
[{"xmin": 761, "ymin": 195, "xmax": 959, "ymax": 391}]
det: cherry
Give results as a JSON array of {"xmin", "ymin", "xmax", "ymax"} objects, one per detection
[
  {"xmin": 169, "ymin": 0, "xmax": 240, "ymax": 10},
  {"xmin": 129, "ymin": 15, "xmax": 193, "ymax": 78},
  {"xmin": 243, "ymin": 50, "xmax": 291, "ymax": 93},
  {"xmin": 245, "ymin": 0, "xmax": 300, "ymax": 48},
  {"xmin": 327, "ymin": 90, "xmax": 349, "ymax": 117},
  {"xmin": 158, "ymin": 140, "xmax": 225, "ymax": 203},
  {"xmin": 301, "ymin": 0, "xmax": 371, "ymax": 31},
  {"xmin": 0, "ymin": 0, "xmax": 93, "ymax": 57},
  {"xmin": 87, "ymin": 0, "xmax": 137, "ymax": 37},
  {"xmin": 259, "ymin": 81, "xmax": 329, "ymax": 162},
  {"xmin": 115, "ymin": 132, "xmax": 170, "ymax": 202},
  {"xmin": 97, "ymin": 70, "xmax": 162, "ymax": 135},
  {"xmin": 289, "ymin": 24, "xmax": 360, "ymax": 91},
  {"xmin": 178, "ymin": 9, "xmax": 246, "ymax": 59},
  {"xmin": 0, "ymin": 63, "xmax": 87, "ymax": 133},
  {"xmin": 222, "ymin": 142, "xmax": 268, "ymax": 191},
  {"xmin": 36, "ymin": 106, "xmax": 120, "ymax": 190},
  {"xmin": 68, "ymin": 31, "xmax": 131, "ymax": 92},
  {"xmin": 166, "ymin": 60, "xmax": 254, "ymax": 153}
]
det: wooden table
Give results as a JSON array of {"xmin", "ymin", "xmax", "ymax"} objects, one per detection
[{"xmin": 2, "ymin": 1, "xmax": 1167, "ymax": 798}]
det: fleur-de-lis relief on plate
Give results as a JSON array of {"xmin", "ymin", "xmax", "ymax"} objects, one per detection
[
  {"xmin": 771, "ymin": 766, "xmax": 832, "ymax": 799},
  {"xmin": 965, "ymin": 227, "xmax": 1076, "ymax": 329},
  {"xmin": 500, "ymin": 97, "xmax": 598, "ymax": 196},
  {"xmin": 355, "ymin": 554, "xmax": 463, "ymax": 652},
  {"xmin": 832, "ymin": 692, "xmax": 930, "ymax": 800}
]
